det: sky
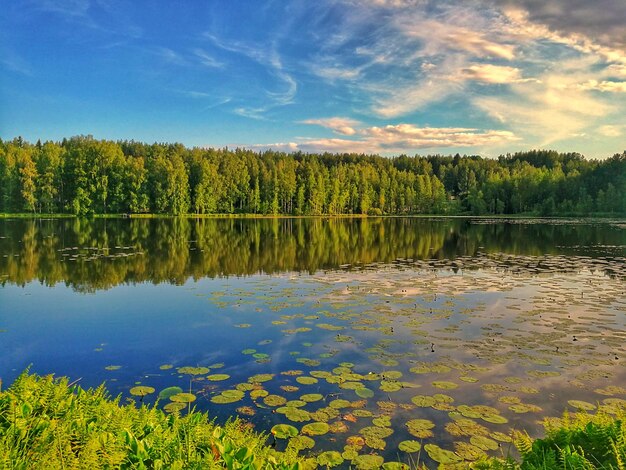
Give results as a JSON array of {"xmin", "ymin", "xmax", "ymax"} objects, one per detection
[{"xmin": 1, "ymin": 0, "xmax": 625, "ymax": 158}]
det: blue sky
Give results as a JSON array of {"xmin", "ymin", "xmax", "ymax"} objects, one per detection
[{"xmin": 1, "ymin": 0, "xmax": 625, "ymax": 158}]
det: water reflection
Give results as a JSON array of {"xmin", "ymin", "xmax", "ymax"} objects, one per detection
[{"xmin": 1, "ymin": 217, "xmax": 623, "ymax": 290}]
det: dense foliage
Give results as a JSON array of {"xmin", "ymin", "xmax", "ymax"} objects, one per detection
[
  {"xmin": 476, "ymin": 405, "xmax": 626, "ymax": 470},
  {"xmin": 1, "ymin": 136, "xmax": 624, "ymax": 216},
  {"xmin": 0, "ymin": 372, "xmax": 305, "ymax": 469}
]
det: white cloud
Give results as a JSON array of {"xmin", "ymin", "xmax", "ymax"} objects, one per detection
[
  {"xmin": 301, "ymin": 117, "xmax": 361, "ymax": 135},
  {"xmin": 597, "ymin": 125, "xmax": 625, "ymax": 137},
  {"xmin": 577, "ymin": 80, "xmax": 626, "ymax": 93},
  {"xmin": 460, "ymin": 64, "xmax": 529, "ymax": 84}
]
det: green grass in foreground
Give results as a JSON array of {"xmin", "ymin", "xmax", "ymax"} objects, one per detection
[
  {"xmin": 474, "ymin": 404, "xmax": 626, "ymax": 470},
  {"xmin": 1, "ymin": 372, "xmax": 625, "ymax": 469}
]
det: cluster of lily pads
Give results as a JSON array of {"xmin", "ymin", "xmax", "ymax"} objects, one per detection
[{"xmin": 108, "ymin": 252, "xmax": 625, "ymax": 467}]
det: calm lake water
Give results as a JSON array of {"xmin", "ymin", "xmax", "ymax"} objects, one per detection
[{"xmin": 1, "ymin": 217, "xmax": 625, "ymax": 467}]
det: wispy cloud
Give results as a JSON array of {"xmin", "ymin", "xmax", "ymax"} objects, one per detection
[
  {"xmin": 193, "ymin": 48, "xmax": 223, "ymax": 68},
  {"xmin": 0, "ymin": 49, "xmax": 33, "ymax": 76},
  {"xmin": 203, "ymin": 33, "xmax": 297, "ymax": 116}
]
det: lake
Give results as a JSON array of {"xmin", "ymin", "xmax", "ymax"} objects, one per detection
[{"xmin": 1, "ymin": 217, "xmax": 625, "ymax": 467}]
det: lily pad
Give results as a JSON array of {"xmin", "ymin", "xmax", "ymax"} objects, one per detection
[
  {"xmin": 207, "ymin": 374, "xmax": 230, "ymax": 381},
  {"xmin": 288, "ymin": 435, "xmax": 315, "ymax": 451},
  {"xmin": 130, "ymin": 386, "xmax": 155, "ymax": 397},
  {"xmin": 178, "ymin": 366, "xmax": 209, "ymax": 375},
  {"xmin": 170, "ymin": 393, "xmax": 196, "ymax": 403},
  {"xmin": 398, "ymin": 440, "xmax": 421, "ymax": 452},
  {"xmin": 158, "ymin": 386, "xmax": 183, "ymax": 400},
  {"xmin": 317, "ymin": 451, "xmax": 344, "ymax": 467},
  {"xmin": 296, "ymin": 376, "xmax": 318, "ymax": 385},
  {"xmin": 248, "ymin": 373, "xmax": 274, "ymax": 383},
  {"xmin": 250, "ymin": 389, "xmax": 269, "ymax": 399},
  {"xmin": 356, "ymin": 388, "xmax": 375, "ymax": 398},
  {"xmin": 470, "ymin": 435, "xmax": 499, "ymax": 451},
  {"xmin": 263, "ymin": 394, "xmax": 287, "ymax": 407},
  {"xmin": 271, "ymin": 424, "xmax": 299, "ymax": 439},
  {"xmin": 424, "ymin": 443, "xmax": 462, "ymax": 464},
  {"xmin": 567, "ymin": 400, "xmax": 597, "ymax": 411},
  {"xmin": 163, "ymin": 402, "xmax": 186, "ymax": 413},
  {"xmin": 302, "ymin": 422, "xmax": 330, "ymax": 436},
  {"xmin": 432, "ymin": 381, "xmax": 458, "ymax": 390},
  {"xmin": 353, "ymin": 454, "xmax": 384, "ymax": 469},
  {"xmin": 301, "ymin": 393, "xmax": 324, "ymax": 402}
]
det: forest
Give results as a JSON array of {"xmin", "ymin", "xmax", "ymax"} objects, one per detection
[{"xmin": 0, "ymin": 136, "xmax": 624, "ymax": 216}]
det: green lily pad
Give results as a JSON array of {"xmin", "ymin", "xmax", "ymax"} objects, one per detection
[
  {"xmin": 170, "ymin": 393, "xmax": 196, "ymax": 403},
  {"xmin": 424, "ymin": 443, "xmax": 462, "ymax": 464},
  {"xmin": 567, "ymin": 400, "xmax": 597, "ymax": 411},
  {"xmin": 241, "ymin": 348, "xmax": 256, "ymax": 355},
  {"xmin": 329, "ymin": 399, "xmax": 352, "ymax": 409},
  {"xmin": 104, "ymin": 365, "xmax": 121, "ymax": 371},
  {"xmin": 317, "ymin": 451, "xmax": 344, "ymax": 467},
  {"xmin": 178, "ymin": 366, "xmax": 209, "ymax": 375},
  {"xmin": 361, "ymin": 426, "xmax": 394, "ymax": 439},
  {"xmin": 454, "ymin": 441, "xmax": 487, "ymax": 461},
  {"xmin": 301, "ymin": 393, "xmax": 324, "ymax": 402},
  {"xmin": 398, "ymin": 440, "xmax": 421, "ymax": 452},
  {"xmin": 158, "ymin": 386, "xmax": 183, "ymax": 400},
  {"xmin": 353, "ymin": 454, "xmax": 384, "ymax": 469},
  {"xmin": 248, "ymin": 373, "xmax": 274, "ymax": 383},
  {"xmin": 163, "ymin": 402, "xmax": 186, "ymax": 413},
  {"xmin": 284, "ymin": 407, "xmax": 312, "ymax": 422},
  {"xmin": 130, "ymin": 386, "xmax": 155, "ymax": 397},
  {"xmin": 263, "ymin": 394, "xmax": 287, "ymax": 407},
  {"xmin": 356, "ymin": 388, "xmax": 374, "ymax": 398},
  {"xmin": 382, "ymin": 463, "xmax": 409, "ymax": 470},
  {"xmin": 271, "ymin": 424, "xmax": 299, "ymax": 439},
  {"xmin": 159, "ymin": 364, "xmax": 173, "ymax": 370},
  {"xmin": 289, "ymin": 435, "xmax": 315, "ymax": 450},
  {"xmin": 380, "ymin": 380, "xmax": 402, "ymax": 392},
  {"xmin": 432, "ymin": 381, "xmax": 458, "ymax": 390},
  {"xmin": 340, "ymin": 381, "xmax": 365, "ymax": 390},
  {"xmin": 365, "ymin": 435, "xmax": 386, "ymax": 450},
  {"xmin": 207, "ymin": 374, "xmax": 230, "ymax": 381},
  {"xmin": 470, "ymin": 435, "xmax": 499, "ymax": 451},
  {"xmin": 406, "ymin": 419, "xmax": 435, "ymax": 435},
  {"xmin": 372, "ymin": 416, "xmax": 391, "ymax": 427},
  {"xmin": 296, "ymin": 376, "xmax": 318, "ymax": 385},
  {"xmin": 250, "ymin": 389, "xmax": 269, "ymax": 399},
  {"xmin": 302, "ymin": 422, "xmax": 330, "ymax": 436},
  {"xmin": 411, "ymin": 395, "xmax": 436, "ymax": 407}
]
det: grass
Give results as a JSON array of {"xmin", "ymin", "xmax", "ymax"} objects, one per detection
[
  {"xmin": 0, "ymin": 371, "xmax": 307, "ymax": 469},
  {"xmin": 475, "ymin": 404, "xmax": 626, "ymax": 470}
]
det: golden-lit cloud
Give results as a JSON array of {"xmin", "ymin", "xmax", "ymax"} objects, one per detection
[
  {"xmin": 460, "ymin": 64, "xmax": 528, "ymax": 84},
  {"xmin": 248, "ymin": 121, "xmax": 519, "ymax": 154}
]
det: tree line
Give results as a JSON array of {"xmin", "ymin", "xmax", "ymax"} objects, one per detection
[{"xmin": 0, "ymin": 136, "xmax": 624, "ymax": 216}]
